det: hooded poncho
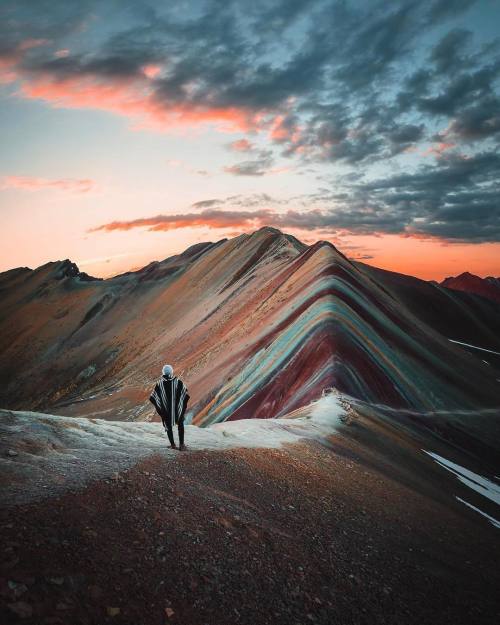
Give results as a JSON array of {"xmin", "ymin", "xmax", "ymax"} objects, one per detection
[{"xmin": 149, "ymin": 374, "xmax": 189, "ymax": 430}]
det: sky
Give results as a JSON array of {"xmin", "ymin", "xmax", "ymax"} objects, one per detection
[{"xmin": 1, "ymin": 0, "xmax": 500, "ymax": 281}]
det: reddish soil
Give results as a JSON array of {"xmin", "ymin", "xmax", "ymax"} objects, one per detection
[{"xmin": 1, "ymin": 438, "xmax": 499, "ymax": 625}]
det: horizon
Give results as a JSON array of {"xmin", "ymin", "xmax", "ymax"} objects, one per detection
[
  {"xmin": 4, "ymin": 226, "xmax": 500, "ymax": 283},
  {"xmin": 1, "ymin": 1, "xmax": 500, "ymax": 282}
]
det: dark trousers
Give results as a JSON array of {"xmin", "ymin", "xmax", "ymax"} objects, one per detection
[{"xmin": 165, "ymin": 418, "xmax": 184, "ymax": 446}]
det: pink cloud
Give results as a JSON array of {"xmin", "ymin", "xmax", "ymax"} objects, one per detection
[
  {"xmin": 228, "ymin": 138, "xmax": 255, "ymax": 152},
  {"xmin": 0, "ymin": 38, "xmax": 49, "ymax": 83},
  {"xmin": 422, "ymin": 142, "xmax": 456, "ymax": 158},
  {"xmin": 269, "ymin": 114, "xmax": 302, "ymax": 144},
  {"xmin": 15, "ymin": 73, "xmax": 257, "ymax": 133},
  {"xmin": 19, "ymin": 39, "xmax": 49, "ymax": 51},
  {"xmin": 142, "ymin": 64, "xmax": 162, "ymax": 79},
  {"xmin": 0, "ymin": 38, "xmax": 264, "ymax": 135},
  {"xmin": 88, "ymin": 209, "xmax": 274, "ymax": 233},
  {"xmin": 0, "ymin": 61, "xmax": 18, "ymax": 84},
  {"xmin": 54, "ymin": 49, "xmax": 70, "ymax": 59},
  {"xmin": 2, "ymin": 175, "xmax": 95, "ymax": 193}
]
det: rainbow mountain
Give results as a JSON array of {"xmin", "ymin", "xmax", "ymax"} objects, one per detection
[{"xmin": 1, "ymin": 227, "xmax": 499, "ymax": 445}]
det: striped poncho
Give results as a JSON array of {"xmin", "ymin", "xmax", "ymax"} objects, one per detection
[{"xmin": 149, "ymin": 374, "xmax": 190, "ymax": 430}]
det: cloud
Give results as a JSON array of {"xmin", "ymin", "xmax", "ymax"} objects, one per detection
[
  {"xmin": 394, "ymin": 25, "xmax": 500, "ymax": 147},
  {"xmin": 90, "ymin": 149, "xmax": 500, "ymax": 243},
  {"xmin": 86, "ymin": 204, "xmax": 409, "ymax": 238},
  {"xmin": 191, "ymin": 199, "xmax": 223, "ymax": 209},
  {"xmin": 345, "ymin": 150, "xmax": 500, "ymax": 242},
  {"xmin": 2, "ymin": 0, "xmax": 499, "ymax": 245},
  {"xmin": 227, "ymin": 138, "xmax": 255, "ymax": 152},
  {"xmin": 226, "ymin": 135, "xmax": 289, "ymax": 176},
  {"xmin": 422, "ymin": 141, "xmax": 456, "ymax": 158},
  {"xmin": 18, "ymin": 74, "xmax": 255, "ymax": 132},
  {"xmin": 88, "ymin": 208, "xmax": 276, "ymax": 233},
  {"xmin": 443, "ymin": 96, "xmax": 500, "ymax": 141},
  {"xmin": 88, "ymin": 206, "xmax": 349, "ymax": 234},
  {"xmin": 1, "ymin": 0, "xmax": 491, "ymax": 160},
  {"xmin": 386, "ymin": 123, "xmax": 426, "ymax": 155},
  {"xmin": 426, "ymin": 0, "xmax": 476, "ymax": 23},
  {"xmin": 224, "ymin": 150, "xmax": 274, "ymax": 176},
  {"xmin": 225, "ymin": 193, "xmax": 285, "ymax": 206},
  {"xmin": 430, "ymin": 28, "xmax": 472, "ymax": 74},
  {"xmin": 0, "ymin": 3, "xmax": 263, "ymax": 132},
  {"xmin": 1, "ymin": 175, "xmax": 95, "ymax": 193},
  {"xmin": 350, "ymin": 254, "xmax": 375, "ymax": 261}
]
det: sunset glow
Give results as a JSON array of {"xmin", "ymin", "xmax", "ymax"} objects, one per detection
[{"xmin": 1, "ymin": 1, "xmax": 499, "ymax": 282}]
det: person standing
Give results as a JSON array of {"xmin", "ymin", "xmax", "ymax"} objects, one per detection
[{"xmin": 149, "ymin": 364, "xmax": 190, "ymax": 450}]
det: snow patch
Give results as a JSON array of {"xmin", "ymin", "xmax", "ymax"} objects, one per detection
[
  {"xmin": 0, "ymin": 393, "xmax": 346, "ymax": 505},
  {"xmin": 207, "ymin": 391, "xmax": 345, "ymax": 447},
  {"xmin": 448, "ymin": 339, "xmax": 500, "ymax": 356},
  {"xmin": 456, "ymin": 497, "xmax": 500, "ymax": 529},
  {"xmin": 423, "ymin": 450, "xmax": 500, "ymax": 528}
]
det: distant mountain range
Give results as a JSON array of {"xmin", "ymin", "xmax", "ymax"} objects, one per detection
[{"xmin": 441, "ymin": 271, "xmax": 500, "ymax": 304}]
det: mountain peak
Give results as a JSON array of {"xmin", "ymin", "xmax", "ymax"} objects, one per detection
[
  {"xmin": 456, "ymin": 271, "xmax": 478, "ymax": 280},
  {"xmin": 58, "ymin": 259, "xmax": 80, "ymax": 278},
  {"xmin": 252, "ymin": 226, "xmax": 284, "ymax": 236},
  {"xmin": 51, "ymin": 259, "xmax": 101, "ymax": 282},
  {"xmin": 441, "ymin": 271, "xmax": 500, "ymax": 304}
]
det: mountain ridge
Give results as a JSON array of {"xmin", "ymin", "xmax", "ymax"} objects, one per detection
[
  {"xmin": 0, "ymin": 228, "xmax": 499, "ymax": 463},
  {"xmin": 4, "ymin": 226, "xmax": 496, "ymax": 288}
]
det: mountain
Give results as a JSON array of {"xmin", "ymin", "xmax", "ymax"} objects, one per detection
[
  {"xmin": 2, "ymin": 227, "xmax": 499, "ymax": 625},
  {"xmin": 1, "ymin": 226, "xmax": 499, "ymax": 458},
  {"xmin": 441, "ymin": 271, "xmax": 500, "ymax": 304}
]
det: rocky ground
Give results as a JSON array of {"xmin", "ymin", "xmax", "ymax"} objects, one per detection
[{"xmin": 1, "ymin": 434, "xmax": 499, "ymax": 625}]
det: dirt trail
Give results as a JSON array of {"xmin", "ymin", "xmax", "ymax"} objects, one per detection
[{"xmin": 1, "ymin": 437, "xmax": 499, "ymax": 625}]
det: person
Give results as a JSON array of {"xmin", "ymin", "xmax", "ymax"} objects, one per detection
[{"xmin": 149, "ymin": 364, "xmax": 190, "ymax": 450}]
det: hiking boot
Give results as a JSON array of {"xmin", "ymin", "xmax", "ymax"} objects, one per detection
[
  {"xmin": 179, "ymin": 444, "xmax": 187, "ymax": 451},
  {"xmin": 170, "ymin": 443, "xmax": 178, "ymax": 450}
]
